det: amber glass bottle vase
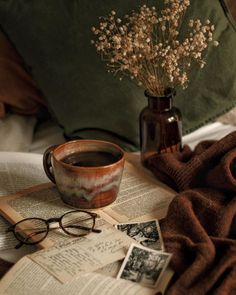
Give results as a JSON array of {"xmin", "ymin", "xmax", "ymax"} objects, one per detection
[{"xmin": 139, "ymin": 88, "xmax": 182, "ymax": 166}]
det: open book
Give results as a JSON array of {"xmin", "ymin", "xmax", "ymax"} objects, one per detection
[
  {"xmin": 0, "ymin": 152, "xmax": 49, "ymax": 251},
  {"xmin": 0, "ymin": 255, "xmax": 174, "ymax": 295},
  {"xmin": 0, "ymin": 154, "xmax": 176, "ymax": 249},
  {"xmin": 0, "ymin": 152, "xmax": 176, "ymax": 294}
]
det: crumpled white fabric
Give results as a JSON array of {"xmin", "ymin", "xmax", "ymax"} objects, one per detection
[
  {"xmin": 29, "ymin": 118, "xmax": 65, "ymax": 154},
  {"xmin": 0, "ymin": 114, "xmax": 36, "ymax": 152},
  {"xmin": 217, "ymin": 106, "xmax": 236, "ymax": 125}
]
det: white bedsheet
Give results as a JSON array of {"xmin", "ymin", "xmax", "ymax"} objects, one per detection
[
  {"xmin": 183, "ymin": 122, "xmax": 236, "ymax": 148},
  {"xmin": 0, "ymin": 114, "xmax": 65, "ymax": 153},
  {"xmin": 29, "ymin": 118, "xmax": 65, "ymax": 154},
  {"xmin": 1, "ymin": 114, "xmax": 236, "ymax": 154},
  {"xmin": 0, "ymin": 114, "xmax": 37, "ymax": 152}
]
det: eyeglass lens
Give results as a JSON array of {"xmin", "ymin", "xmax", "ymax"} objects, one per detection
[
  {"xmin": 14, "ymin": 218, "xmax": 48, "ymax": 245},
  {"xmin": 61, "ymin": 211, "xmax": 95, "ymax": 236}
]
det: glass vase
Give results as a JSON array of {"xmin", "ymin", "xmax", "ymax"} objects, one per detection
[{"xmin": 139, "ymin": 88, "xmax": 182, "ymax": 166}]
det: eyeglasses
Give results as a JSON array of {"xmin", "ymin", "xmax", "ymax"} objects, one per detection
[{"xmin": 6, "ymin": 210, "xmax": 101, "ymax": 249}]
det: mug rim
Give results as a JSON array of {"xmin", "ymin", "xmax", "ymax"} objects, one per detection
[{"xmin": 52, "ymin": 139, "xmax": 125, "ymax": 170}]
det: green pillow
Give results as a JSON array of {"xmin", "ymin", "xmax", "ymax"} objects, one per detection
[
  {"xmin": 176, "ymin": 0, "xmax": 236, "ymax": 133},
  {"xmin": 0, "ymin": 0, "xmax": 235, "ymax": 151}
]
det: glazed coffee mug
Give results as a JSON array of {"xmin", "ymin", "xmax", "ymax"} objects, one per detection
[{"xmin": 43, "ymin": 140, "xmax": 125, "ymax": 209}]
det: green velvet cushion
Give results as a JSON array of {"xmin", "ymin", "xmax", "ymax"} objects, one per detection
[{"xmin": 0, "ymin": 0, "xmax": 235, "ymax": 151}]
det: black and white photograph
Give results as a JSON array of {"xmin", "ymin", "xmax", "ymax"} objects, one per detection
[
  {"xmin": 117, "ymin": 243, "xmax": 172, "ymax": 288},
  {"xmin": 115, "ymin": 219, "xmax": 164, "ymax": 251}
]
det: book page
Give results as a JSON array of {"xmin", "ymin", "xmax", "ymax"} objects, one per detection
[
  {"xmin": 102, "ymin": 162, "xmax": 176, "ymax": 223},
  {"xmin": 0, "ymin": 256, "xmax": 157, "ymax": 295},
  {"xmin": 29, "ymin": 227, "xmax": 135, "ymax": 283},
  {"xmin": 0, "ymin": 152, "xmax": 48, "ymax": 250},
  {"xmin": 0, "ymin": 217, "xmax": 16, "ymax": 250},
  {"xmin": 0, "ymin": 152, "xmax": 48, "ymax": 196}
]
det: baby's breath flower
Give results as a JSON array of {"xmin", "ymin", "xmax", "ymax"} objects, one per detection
[{"xmin": 91, "ymin": 0, "xmax": 219, "ymax": 96}]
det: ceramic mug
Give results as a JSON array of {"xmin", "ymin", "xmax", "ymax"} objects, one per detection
[{"xmin": 43, "ymin": 139, "xmax": 125, "ymax": 209}]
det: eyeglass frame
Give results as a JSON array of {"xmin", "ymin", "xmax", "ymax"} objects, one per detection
[{"xmin": 6, "ymin": 209, "xmax": 101, "ymax": 249}]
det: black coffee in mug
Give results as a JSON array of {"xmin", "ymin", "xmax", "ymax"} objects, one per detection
[{"xmin": 61, "ymin": 151, "xmax": 121, "ymax": 167}]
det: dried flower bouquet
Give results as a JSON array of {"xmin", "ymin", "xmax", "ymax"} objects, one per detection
[{"xmin": 91, "ymin": 0, "xmax": 219, "ymax": 96}]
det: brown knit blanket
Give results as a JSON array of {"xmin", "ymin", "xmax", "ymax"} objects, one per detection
[{"xmin": 147, "ymin": 131, "xmax": 236, "ymax": 295}]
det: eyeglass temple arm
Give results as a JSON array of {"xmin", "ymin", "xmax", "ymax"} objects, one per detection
[
  {"xmin": 9, "ymin": 224, "xmax": 102, "ymax": 234},
  {"xmin": 14, "ymin": 241, "xmax": 23, "ymax": 249},
  {"xmin": 6, "ymin": 227, "xmax": 47, "ymax": 249},
  {"xmin": 92, "ymin": 228, "xmax": 102, "ymax": 233},
  {"xmin": 6, "ymin": 219, "xmax": 102, "ymax": 249},
  {"xmin": 17, "ymin": 229, "xmax": 48, "ymax": 249},
  {"xmin": 5, "ymin": 227, "xmax": 14, "ymax": 233},
  {"xmin": 5, "ymin": 227, "xmax": 24, "ymax": 249},
  {"xmin": 65, "ymin": 224, "xmax": 101, "ymax": 233}
]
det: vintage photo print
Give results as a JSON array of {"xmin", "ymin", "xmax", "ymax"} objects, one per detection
[
  {"xmin": 117, "ymin": 243, "xmax": 172, "ymax": 288},
  {"xmin": 115, "ymin": 219, "xmax": 164, "ymax": 251}
]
